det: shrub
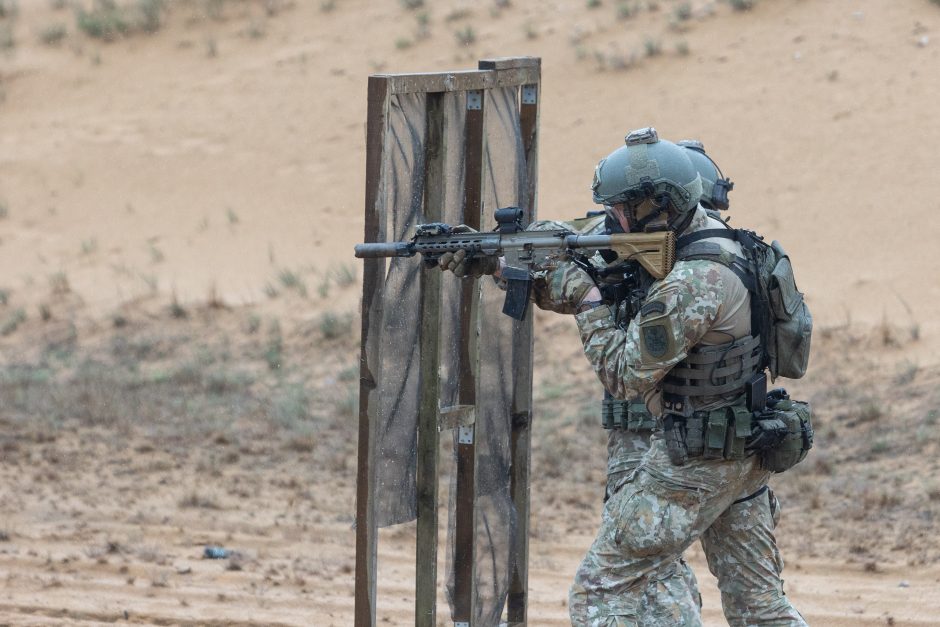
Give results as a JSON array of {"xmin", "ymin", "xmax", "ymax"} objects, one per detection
[{"xmin": 39, "ymin": 23, "xmax": 67, "ymax": 45}]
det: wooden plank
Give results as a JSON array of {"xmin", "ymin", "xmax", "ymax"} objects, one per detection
[
  {"xmin": 453, "ymin": 88, "xmax": 486, "ymax": 625},
  {"xmin": 355, "ymin": 75, "xmax": 391, "ymax": 627},
  {"xmin": 415, "ymin": 91, "xmax": 445, "ymax": 627},
  {"xmin": 507, "ymin": 63, "xmax": 541, "ymax": 627},
  {"xmin": 477, "ymin": 56, "xmax": 540, "ymax": 71},
  {"xmin": 381, "ymin": 67, "xmax": 540, "ymax": 95}
]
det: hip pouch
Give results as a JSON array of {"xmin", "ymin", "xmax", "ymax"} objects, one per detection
[{"xmin": 746, "ymin": 389, "xmax": 814, "ymax": 473}]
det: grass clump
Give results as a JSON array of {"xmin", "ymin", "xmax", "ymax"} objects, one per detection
[
  {"xmin": 278, "ymin": 268, "xmax": 307, "ymax": 297},
  {"xmin": 0, "ymin": 22, "xmax": 13, "ymax": 51},
  {"xmin": 674, "ymin": 1, "xmax": 692, "ymax": 21},
  {"xmin": 644, "ymin": 37, "xmax": 662, "ymax": 57},
  {"xmin": 76, "ymin": 0, "xmax": 129, "ymax": 41},
  {"xmin": 319, "ymin": 312, "xmax": 352, "ymax": 340},
  {"xmin": 454, "ymin": 25, "xmax": 475, "ymax": 46},
  {"xmin": 728, "ymin": 0, "xmax": 755, "ymax": 10},
  {"xmin": 0, "ymin": 0, "xmax": 17, "ymax": 19},
  {"xmin": 39, "ymin": 23, "xmax": 67, "ymax": 45},
  {"xmin": 75, "ymin": 0, "xmax": 164, "ymax": 40},
  {"xmin": 0, "ymin": 308, "xmax": 26, "ymax": 336},
  {"xmin": 400, "ymin": 0, "xmax": 424, "ymax": 9}
]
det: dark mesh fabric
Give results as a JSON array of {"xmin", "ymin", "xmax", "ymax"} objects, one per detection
[
  {"xmin": 373, "ymin": 91, "xmax": 427, "ymax": 527},
  {"xmin": 370, "ymin": 85, "xmax": 531, "ymax": 624}
]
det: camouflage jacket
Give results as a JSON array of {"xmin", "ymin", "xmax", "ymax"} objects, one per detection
[{"xmin": 574, "ymin": 207, "xmax": 752, "ymax": 417}]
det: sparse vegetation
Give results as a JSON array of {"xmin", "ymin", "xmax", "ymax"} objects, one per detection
[
  {"xmin": 76, "ymin": 0, "xmax": 164, "ymax": 40},
  {"xmin": 48, "ymin": 271, "xmax": 70, "ymax": 295},
  {"xmin": 728, "ymin": 0, "xmax": 755, "ymax": 11},
  {"xmin": 0, "ymin": 308, "xmax": 25, "ymax": 336},
  {"xmin": 0, "ymin": 0, "xmax": 18, "ymax": 19},
  {"xmin": 39, "ymin": 23, "xmax": 67, "ymax": 45},
  {"xmin": 616, "ymin": 1, "xmax": 637, "ymax": 20},
  {"xmin": 674, "ymin": 1, "xmax": 692, "ymax": 21},
  {"xmin": 277, "ymin": 268, "xmax": 307, "ymax": 297},
  {"xmin": 644, "ymin": 37, "xmax": 662, "ymax": 57},
  {"xmin": 318, "ymin": 312, "xmax": 352, "ymax": 340},
  {"xmin": 454, "ymin": 25, "xmax": 475, "ymax": 46},
  {"xmin": 400, "ymin": 0, "xmax": 424, "ymax": 9},
  {"xmin": 586, "ymin": 0, "xmax": 601, "ymax": 8},
  {"xmin": 0, "ymin": 201, "xmax": 8, "ymax": 219},
  {"xmin": 676, "ymin": 40, "xmax": 690, "ymax": 56},
  {"xmin": 0, "ymin": 22, "xmax": 13, "ymax": 51},
  {"xmin": 331, "ymin": 263, "xmax": 357, "ymax": 287},
  {"xmin": 395, "ymin": 36, "xmax": 412, "ymax": 50}
]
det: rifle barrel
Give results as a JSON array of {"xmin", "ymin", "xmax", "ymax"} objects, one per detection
[{"xmin": 354, "ymin": 242, "xmax": 414, "ymax": 258}]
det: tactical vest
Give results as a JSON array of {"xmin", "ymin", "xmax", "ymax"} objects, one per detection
[
  {"xmin": 659, "ymin": 227, "xmax": 814, "ymax": 470},
  {"xmin": 664, "ymin": 227, "xmax": 812, "ymax": 402}
]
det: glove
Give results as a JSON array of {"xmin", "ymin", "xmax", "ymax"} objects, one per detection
[
  {"xmin": 437, "ymin": 225, "xmax": 499, "ymax": 278},
  {"xmin": 531, "ymin": 261, "xmax": 598, "ymax": 314}
]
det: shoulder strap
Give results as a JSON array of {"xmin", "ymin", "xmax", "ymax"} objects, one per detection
[{"xmin": 676, "ymin": 228, "xmax": 737, "ymax": 250}]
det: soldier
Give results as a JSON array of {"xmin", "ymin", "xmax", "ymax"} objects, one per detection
[
  {"xmin": 439, "ymin": 131, "xmax": 807, "ymax": 625},
  {"xmin": 533, "ymin": 128, "xmax": 807, "ymax": 626}
]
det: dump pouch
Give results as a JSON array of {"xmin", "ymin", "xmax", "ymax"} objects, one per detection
[{"xmin": 755, "ymin": 398, "xmax": 814, "ymax": 473}]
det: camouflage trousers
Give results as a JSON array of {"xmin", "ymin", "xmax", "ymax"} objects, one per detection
[{"xmin": 573, "ymin": 432, "xmax": 806, "ymax": 626}]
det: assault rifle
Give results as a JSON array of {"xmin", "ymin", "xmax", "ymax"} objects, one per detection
[{"xmin": 354, "ymin": 207, "xmax": 675, "ymax": 320}]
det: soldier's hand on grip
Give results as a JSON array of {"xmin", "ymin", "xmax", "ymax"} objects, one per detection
[
  {"xmin": 437, "ymin": 225, "xmax": 499, "ymax": 278},
  {"xmin": 532, "ymin": 261, "xmax": 598, "ymax": 314},
  {"xmin": 438, "ymin": 248, "xmax": 499, "ymax": 278}
]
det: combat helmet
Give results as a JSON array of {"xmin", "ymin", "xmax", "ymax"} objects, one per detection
[
  {"xmin": 592, "ymin": 127, "xmax": 702, "ymax": 233},
  {"xmin": 677, "ymin": 139, "xmax": 734, "ymax": 211}
]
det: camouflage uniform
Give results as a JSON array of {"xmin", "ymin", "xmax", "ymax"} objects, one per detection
[{"xmin": 567, "ymin": 207, "xmax": 806, "ymax": 626}]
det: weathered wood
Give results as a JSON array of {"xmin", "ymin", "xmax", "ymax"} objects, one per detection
[
  {"xmin": 453, "ymin": 88, "xmax": 486, "ymax": 625},
  {"xmin": 355, "ymin": 75, "xmax": 391, "ymax": 627},
  {"xmin": 507, "ymin": 66, "xmax": 541, "ymax": 627},
  {"xmin": 415, "ymin": 91, "xmax": 445, "ymax": 627},
  {"xmin": 477, "ymin": 56, "xmax": 540, "ymax": 70},
  {"xmin": 383, "ymin": 67, "xmax": 540, "ymax": 95}
]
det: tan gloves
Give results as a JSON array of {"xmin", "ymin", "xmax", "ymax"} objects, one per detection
[
  {"xmin": 438, "ymin": 248, "xmax": 500, "ymax": 278},
  {"xmin": 437, "ymin": 225, "xmax": 499, "ymax": 278}
]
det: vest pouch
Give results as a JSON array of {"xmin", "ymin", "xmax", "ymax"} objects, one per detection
[
  {"xmin": 704, "ymin": 409, "xmax": 729, "ymax": 459},
  {"xmin": 768, "ymin": 242, "xmax": 813, "ymax": 379},
  {"xmin": 723, "ymin": 406, "xmax": 752, "ymax": 461},
  {"xmin": 759, "ymin": 399, "xmax": 814, "ymax": 473}
]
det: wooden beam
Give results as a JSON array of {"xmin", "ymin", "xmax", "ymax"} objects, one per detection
[
  {"xmin": 477, "ymin": 56, "xmax": 540, "ymax": 70},
  {"xmin": 415, "ymin": 91, "xmax": 445, "ymax": 627},
  {"xmin": 453, "ymin": 88, "xmax": 486, "ymax": 625},
  {"xmin": 507, "ymin": 61, "xmax": 541, "ymax": 627},
  {"xmin": 355, "ymin": 75, "xmax": 391, "ymax": 627},
  {"xmin": 378, "ymin": 67, "xmax": 540, "ymax": 95}
]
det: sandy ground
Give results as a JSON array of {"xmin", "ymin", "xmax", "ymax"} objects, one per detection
[{"xmin": 2, "ymin": 0, "xmax": 940, "ymax": 624}]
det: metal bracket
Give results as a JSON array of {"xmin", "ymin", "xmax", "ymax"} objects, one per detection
[
  {"xmin": 439, "ymin": 405, "xmax": 476, "ymax": 432},
  {"xmin": 467, "ymin": 90, "xmax": 483, "ymax": 110},
  {"xmin": 521, "ymin": 84, "xmax": 537, "ymax": 105},
  {"xmin": 457, "ymin": 425, "xmax": 474, "ymax": 445}
]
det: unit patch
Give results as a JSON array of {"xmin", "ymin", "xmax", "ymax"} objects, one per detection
[{"xmin": 642, "ymin": 324, "xmax": 669, "ymax": 359}]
